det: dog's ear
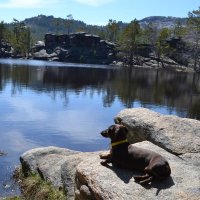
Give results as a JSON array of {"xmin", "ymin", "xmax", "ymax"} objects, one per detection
[
  {"xmin": 114, "ymin": 125, "xmax": 120, "ymax": 133},
  {"xmin": 114, "ymin": 124, "xmax": 128, "ymax": 135},
  {"xmin": 119, "ymin": 125, "xmax": 128, "ymax": 135},
  {"xmin": 107, "ymin": 125, "xmax": 116, "ymax": 137},
  {"xmin": 123, "ymin": 126, "xmax": 128, "ymax": 133}
]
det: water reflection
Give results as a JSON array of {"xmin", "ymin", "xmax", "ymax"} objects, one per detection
[
  {"xmin": 1, "ymin": 60, "xmax": 200, "ymax": 119},
  {"xmin": 0, "ymin": 59, "xmax": 200, "ymax": 196}
]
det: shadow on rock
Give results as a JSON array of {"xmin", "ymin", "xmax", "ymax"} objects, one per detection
[
  {"xmin": 151, "ymin": 176, "xmax": 175, "ymax": 195},
  {"xmin": 103, "ymin": 163, "xmax": 174, "ymax": 194}
]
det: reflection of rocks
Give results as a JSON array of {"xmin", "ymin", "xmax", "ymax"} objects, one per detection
[
  {"xmin": 32, "ymin": 32, "xmax": 116, "ymax": 64},
  {"xmin": 0, "ymin": 151, "xmax": 6, "ymax": 156},
  {"xmin": 20, "ymin": 108, "xmax": 200, "ymax": 200}
]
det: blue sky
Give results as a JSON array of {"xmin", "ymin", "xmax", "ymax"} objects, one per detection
[{"xmin": 0, "ymin": 0, "xmax": 199, "ymax": 25}]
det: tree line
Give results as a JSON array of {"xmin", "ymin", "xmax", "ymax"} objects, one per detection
[
  {"xmin": 106, "ymin": 7, "xmax": 200, "ymax": 70},
  {"xmin": 0, "ymin": 19, "xmax": 31, "ymax": 57}
]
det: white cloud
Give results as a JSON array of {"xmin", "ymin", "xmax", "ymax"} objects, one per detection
[
  {"xmin": 0, "ymin": 0, "xmax": 58, "ymax": 8},
  {"xmin": 1, "ymin": 130, "xmax": 39, "ymax": 152},
  {"xmin": 75, "ymin": 0, "xmax": 114, "ymax": 6},
  {"xmin": 48, "ymin": 109, "xmax": 104, "ymax": 142},
  {"xmin": 4, "ymin": 98, "xmax": 48, "ymax": 122}
]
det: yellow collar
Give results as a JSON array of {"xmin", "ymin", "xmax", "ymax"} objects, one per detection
[{"xmin": 111, "ymin": 139, "xmax": 128, "ymax": 147}]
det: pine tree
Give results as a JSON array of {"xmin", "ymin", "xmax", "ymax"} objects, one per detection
[
  {"xmin": 106, "ymin": 19, "xmax": 119, "ymax": 42},
  {"xmin": 119, "ymin": 19, "xmax": 141, "ymax": 66},
  {"xmin": 188, "ymin": 7, "xmax": 200, "ymax": 70}
]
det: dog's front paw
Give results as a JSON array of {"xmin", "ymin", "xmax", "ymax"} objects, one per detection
[
  {"xmin": 100, "ymin": 161, "xmax": 108, "ymax": 166},
  {"xmin": 99, "ymin": 153, "xmax": 110, "ymax": 159},
  {"xmin": 99, "ymin": 153, "xmax": 104, "ymax": 159},
  {"xmin": 134, "ymin": 176, "xmax": 142, "ymax": 182}
]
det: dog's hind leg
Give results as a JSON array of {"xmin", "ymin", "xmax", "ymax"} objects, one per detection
[
  {"xmin": 134, "ymin": 174, "xmax": 153, "ymax": 185},
  {"xmin": 134, "ymin": 174, "xmax": 150, "ymax": 182},
  {"xmin": 139, "ymin": 176, "xmax": 153, "ymax": 185},
  {"xmin": 100, "ymin": 157, "xmax": 113, "ymax": 166}
]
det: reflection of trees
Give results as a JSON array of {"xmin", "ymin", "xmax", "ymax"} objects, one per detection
[
  {"xmin": 0, "ymin": 64, "xmax": 11, "ymax": 91},
  {"xmin": 1, "ymin": 63, "xmax": 200, "ymax": 119},
  {"xmin": 0, "ymin": 65, "xmax": 2, "ymax": 91}
]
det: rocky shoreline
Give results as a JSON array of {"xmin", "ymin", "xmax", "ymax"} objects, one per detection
[
  {"xmin": 18, "ymin": 108, "xmax": 200, "ymax": 200},
  {"xmin": 0, "ymin": 33, "xmax": 196, "ymax": 73}
]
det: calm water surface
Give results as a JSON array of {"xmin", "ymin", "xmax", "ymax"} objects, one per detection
[{"xmin": 0, "ymin": 59, "xmax": 200, "ymax": 196}]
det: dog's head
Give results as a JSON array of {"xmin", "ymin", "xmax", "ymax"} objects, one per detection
[{"xmin": 100, "ymin": 124, "xmax": 128, "ymax": 142}]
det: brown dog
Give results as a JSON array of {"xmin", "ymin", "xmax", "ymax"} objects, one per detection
[{"xmin": 100, "ymin": 124, "xmax": 171, "ymax": 185}]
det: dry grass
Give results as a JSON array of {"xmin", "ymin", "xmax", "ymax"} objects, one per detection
[{"xmin": 12, "ymin": 168, "xmax": 66, "ymax": 200}]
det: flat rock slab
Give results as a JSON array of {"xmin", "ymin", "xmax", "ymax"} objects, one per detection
[
  {"xmin": 76, "ymin": 141, "xmax": 200, "ymax": 200},
  {"xmin": 115, "ymin": 108, "xmax": 200, "ymax": 155}
]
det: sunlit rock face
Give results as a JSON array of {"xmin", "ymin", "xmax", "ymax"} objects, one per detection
[{"xmin": 115, "ymin": 108, "xmax": 200, "ymax": 157}]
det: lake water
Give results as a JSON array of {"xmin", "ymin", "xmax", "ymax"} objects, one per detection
[{"xmin": 0, "ymin": 59, "xmax": 200, "ymax": 197}]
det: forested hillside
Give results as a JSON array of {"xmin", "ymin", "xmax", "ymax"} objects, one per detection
[{"xmin": 8, "ymin": 14, "xmax": 187, "ymax": 42}]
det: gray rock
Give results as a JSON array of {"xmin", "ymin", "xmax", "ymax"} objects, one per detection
[
  {"xmin": 61, "ymin": 152, "xmax": 101, "ymax": 200},
  {"xmin": 76, "ymin": 141, "xmax": 200, "ymax": 200},
  {"xmin": 180, "ymin": 153, "xmax": 200, "ymax": 167},
  {"xmin": 20, "ymin": 146, "xmax": 97, "ymax": 199},
  {"xmin": 20, "ymin": 146, "xmax": 79, "ymax": 187},
  {"xmin": 31, "ymin": 41, "xmax": 45, "ymax": 52},
  {"xmin": 115, "ymin": 108, "xmax": 200, "ymax": 156},
  {"xmin": 32, "ymin": 49, "xmax": 49, "ymax": 60}
]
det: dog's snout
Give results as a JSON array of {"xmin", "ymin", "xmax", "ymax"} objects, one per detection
[{"xmin": 101, "ymin": 130, "xmax": 108, "ymax": 137}]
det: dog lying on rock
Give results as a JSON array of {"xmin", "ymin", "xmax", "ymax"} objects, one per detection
[{"xmin": 100, "ymin": 124, "xmax": 171, "ymax": 185}]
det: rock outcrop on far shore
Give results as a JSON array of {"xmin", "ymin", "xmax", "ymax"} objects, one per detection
[
  {"xmin": 0, "ymin": 40, "xmax": 13, "ymax": 58},
  {"xmin": 20, "ymin": 108, "xmax": 200, "ymax": 200},
  {"xmin": 31, "ymin": 32, "xmax": 116, "ymax": 65}
]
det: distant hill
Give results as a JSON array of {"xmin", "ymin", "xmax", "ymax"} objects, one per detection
[
  {"xmin": 7, "ymin": 15, "xmax": 188, "ymax": 42},
  {"xmin": 22, "ymin": 15, "xmax": 106, "ymax": 42},
  {"xmin": 139, "ymin": 16, "xmax": 187, "ymax": 29}
]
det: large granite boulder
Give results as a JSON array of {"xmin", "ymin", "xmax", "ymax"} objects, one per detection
[
  {"xmin": 32, "ymin": 32, "xmax": 116, "ymax": 64},
  {"xmin": 115, "ymin": 108, "xmax": 200, "ymax": 158}
]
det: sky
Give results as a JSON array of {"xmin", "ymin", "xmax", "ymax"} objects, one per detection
[{"xmin": 0, "ymin": 0, "xmax": 199, "ymax": 25}]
